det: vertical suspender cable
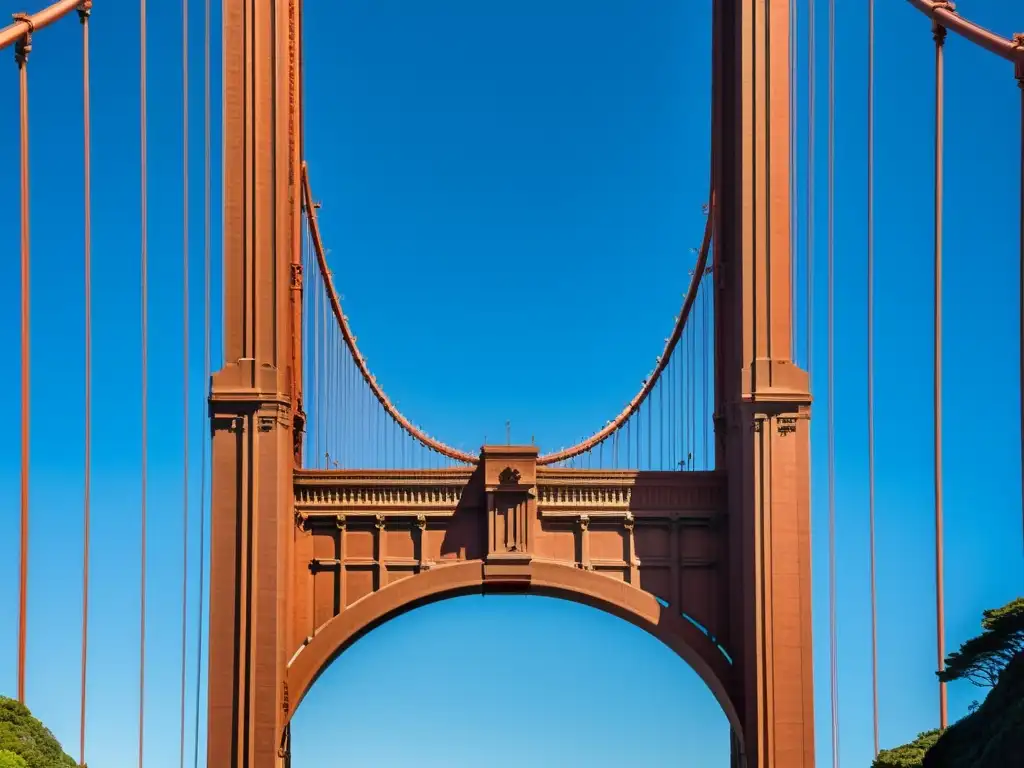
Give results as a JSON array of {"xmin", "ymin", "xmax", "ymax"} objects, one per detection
[
  {"xmin": 332, "ymin": 322, "xmax": 337, "ymax": 464},
  {"xmin": 677, "ymin": 352, "xmax": 682, "ymax": 467},
  {"xmin": 337, "ymin": 327, "xmax": 342, "ymax": 465},
  {"xmin": 647, "ymin": 383, "xmax": 652, "ymax": 468},
  {"xmin": 314, "ymin": 229, "xmax": 319, "ymax": 464},
  {"xmin": 192, "ymin": 0, "xmax": 211, "ymax": 760},
  {"xmin": 179, "ymin": 0, "xmax": 190, "ymax": 763},
  {"xmin": 674, "ymin": 357, "xmax": 679, "ymax": 468},
  {"xmin": 349, "ymin": 307, "xmax": 354, "ymax": 466},
  {"xmin": 689, "ymin": 312, "xmax": 695, "ymax": 467},
  {"xmin": 364, "ymin": 361, "xmax": 369, "ymax": 466},
  {"xmin": 366, "ymin": 354, "xmax": 370, "ymax": 466},
  {"xmin": 321, "ymin": 281, "xmax": 327, "ymax": 466},
  {"xmin": 336, "ymin": 289, "xmax": 341, "ymax": 464},
  {"xmin": 326, "ymin": 302, "xmax": 332, "ymax": 465},
  {"xmin": 827, "ymin": 0, "xmax": 839, "ymax": 764},
  {"xmin": 333, "ymin": 324, "xmax": 338, "ymax": 465},
  {"xmin": 344, "ymin": 327, "xmax": 348, "ymax": 466},
  {"xmin": 685, "ymin": 326, "xmax": 691, "ymax": 466},
  {"xmin": 703, "ymin": 275, "xmax": 709, "ymax": 467},
  {"xmin": 15, "ymin": 17, "xmax": 32, "ymax": 708},
  {"xmin": 659, "ymin": 378, "xmax": 664, "ymax": 469},
  {"xmin": 675, "ymin": 351, "xmax": 679, "ymax": 467},
  {"xmin": 79, "ymin": 4, "xmax": 93, "ymax": 763},
  {"xmin": 807, "ymin": 14, "xmax": 817, "ymax": 720},
  {"xmin": 1018, "ymin": 51, "xmax": 1024, "ymax": 565},
  {"xmin": 866, "ymin": 0, "xmax": 879, "ymax": 757},
  {"xmin": 336, "ymin": 322, "xmax": 341, "ymax": 464},
  {"xmin": 668, "ymin": 360, "xmax": 673, "ymax": 468},
  {"xmin": 140, "ymin": 0, "xmax": 149, "ymax": 763},
  {"xmin": 682, "ymin": 322, "xmax": 687, "ymax": 467},
  {"xmin": 300, "ymin": 216, "xmax": 306, "ymax": 461},
  {"xmin": 693, "ymin": 309, "xmax": 697, "ymax": 466},
  {"xmin": 932, "ymin": 17, "xmax": 948, "ymax": 731},
  {"xmin": 807, "ymin": 0, "xmax": 815, "ymax": 374},
  {"xmin": 312, "ymin": 262, "xmax": 318, "ymax": 462}
]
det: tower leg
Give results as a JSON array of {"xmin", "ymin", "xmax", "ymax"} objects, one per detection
[
  {"xmin": 208, "ymin": 2, "xmax": 302, "ymax": 765},
  {"xmin": 714, "ymin": 1, "xmax": 815, "ymax": 765}
]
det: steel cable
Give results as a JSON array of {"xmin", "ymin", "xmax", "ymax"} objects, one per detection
[
  {"xmin": 79, "ymin": 4, "xmax": 93, "ymax": 763},
  {"xmin": 827, "ymin": 0, "xmax": 839, "ymax": 763},
  {"xmin": 192, "ymin": 0, "xmax": 211, "ymax": 761},
  {"xmin": 179, "ymin": 0, "xmax": 190, "ymax": 763},
  {"xmin": 867, "ymin": 0, "xmax": 880, "ymax": 756},
  {"xmin": 932, "ymin": 17, "xmax": 949, "ymax": 731},
  {"xmin": 15, "ymin": 17, "xmax": 32, "ymax": 708},
  {"xmin": 139, "ymin": 0, "xmax": 149, "ymax": 763}
]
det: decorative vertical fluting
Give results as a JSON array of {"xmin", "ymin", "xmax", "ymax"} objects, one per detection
[
  {"xmin": 415, "ymin": 514, "xmax": 430, "ymax": 572},
  {"xmin": 375, "ymin": 514, "xmax": 388, "ymax": 590},
  {"xmin": 578, "ymin": 515, "xmax": 592, "ymax": 570},
  {"xmin": 715, "ymin": 1, "xmax": 815, "ymax": 766},
  {"xmin": 207, "ymin": 1, "xmax": 301, "ymax": 766},
  {"xmin": 624, "ymin": 514, "xmax": 639, "ymax": 585}
]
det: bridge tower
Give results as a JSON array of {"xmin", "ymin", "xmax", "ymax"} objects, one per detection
[
  {"xmin": 206, "ymin": 1, "xmax": 303, "ymax": 764},
  {"xmin": 206, "ymin": 1, "xmax": 814, "ymax": 766},
  {"xmin": 714, "ymin": 1, "xmax": 815, "ymax": 765}
]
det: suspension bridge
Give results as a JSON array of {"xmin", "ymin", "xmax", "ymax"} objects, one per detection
[{"xmin": 0, "ymin": 0, "xmax": 1022, "ymax": 766}]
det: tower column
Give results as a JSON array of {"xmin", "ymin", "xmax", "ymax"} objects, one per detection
[
  {"xmin": 208, "ymin": 1, "xmax": 302, "ymax": 766},
  {"xmin": 714, "ymin": 1, "xmax": 815, "ymax": 766}
]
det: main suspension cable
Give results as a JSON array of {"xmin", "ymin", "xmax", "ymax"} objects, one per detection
[
  {"xmin": 79, "ymin": 3, "xmax": 93, "ymax": 763},
  {"xmin": 932, "ymin": 16, "xmax": 948, "ymax": 732},
  {"xmin": 15, "ymin": 13, "xmax": 32, "ymax": 708},
  {"xmin": 139, "ymin": 0, "xmax": 149, "ymax": 762},
  {"xmin": 867, "ymin": 0, "xmax": 880, "ymax": 757}
]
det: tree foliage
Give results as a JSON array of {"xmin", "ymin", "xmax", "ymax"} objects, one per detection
[
  {"xmin": 874, "ymin": 598, "xmax": 1024, "ymax": 767},
  {"xmin": 923, "ymin": 650, "xmax": 1024, "ymax": 767},
  {"xmin": 0, "ymin": 697, "xmax": 76, "ymax": 768},
  {"xmin": 938, "ymin": 597, "xmax": 1024, "ymax": 687},
  {"xmin": 872, "ymin": 729, "xmax": 941, "ymax": 768}
]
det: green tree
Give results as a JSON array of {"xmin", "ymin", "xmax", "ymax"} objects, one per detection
[
  {"xmin": 938, "ymin": 597, "xmax": 1024, "ymax": 687},
  {"xmin": 874, "ymin": 598, "xmax": 1024, "ymax": 767},
  {"xmin": 0, "ymin": 697, "xmax": 76, "ymax": 768},
  {"xmin": 923, "ymin": 651, "xmax": 1024, "ymax": 768},
  {"xmin": 872, "ymin": 729, "xmax": 942, "ymax": 768}
]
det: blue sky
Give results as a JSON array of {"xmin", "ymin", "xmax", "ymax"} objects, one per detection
[{"xmin": 0, "ymin": 0, "xmax": 1021, "ymax": 766}]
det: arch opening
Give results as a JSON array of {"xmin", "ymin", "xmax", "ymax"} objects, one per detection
[{"xmin": 286, "ymin": 561, "xmax": 742, "ymax": 743}]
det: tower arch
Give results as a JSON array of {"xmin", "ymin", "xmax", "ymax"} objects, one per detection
[{"xmin": 285, "ymin": 559, "xmax": 742, "ymax": 738}]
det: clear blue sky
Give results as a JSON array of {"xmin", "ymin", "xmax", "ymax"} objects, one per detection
[{"xmin": 0, "ymin": 1, "xmax": 1021, "ymax": 766}]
